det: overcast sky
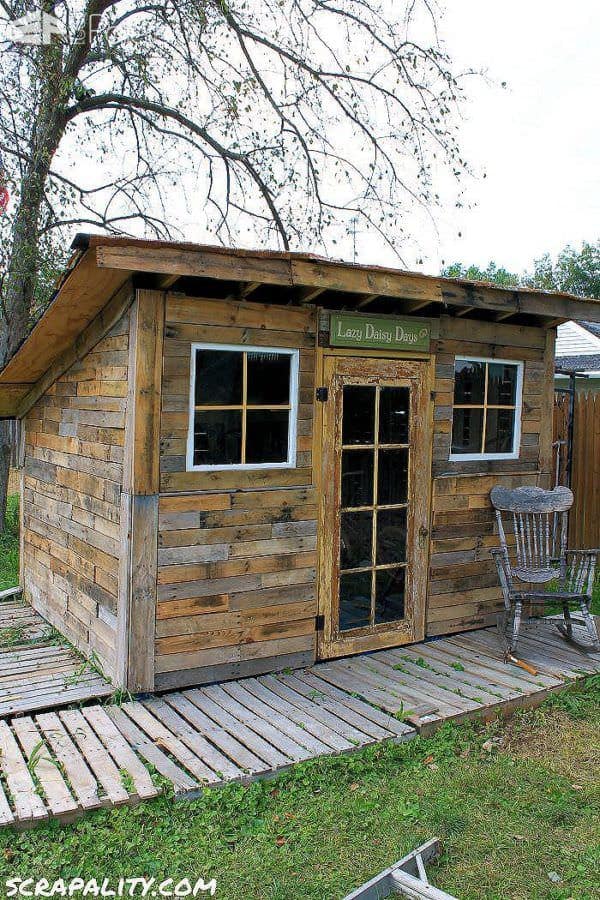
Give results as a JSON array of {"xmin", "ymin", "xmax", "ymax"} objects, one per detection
[{"xmin": 401, "ymin": 0, "xmax": 600, "ymax": 275}]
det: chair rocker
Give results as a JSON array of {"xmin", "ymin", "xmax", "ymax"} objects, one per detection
[{"xmin": 490, "ymin": 485, "xmax": 600, "ymax": 656}]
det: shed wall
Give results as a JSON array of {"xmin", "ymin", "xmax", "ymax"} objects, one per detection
[
  {"xmin": 156, "ymin": 296, "xmax": 318, "ymax": 689},
  {"xmin": 22, "ymin": 310, "xmax": 131, "ymax": 678},
  {"xmin": 427, "ymin": 320, "xmax": 554, "ymax": 635}
]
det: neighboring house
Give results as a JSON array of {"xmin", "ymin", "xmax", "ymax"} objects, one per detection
[{"xmin": 555, "ymin": 321, "xmax": 600, "ymax": 391}]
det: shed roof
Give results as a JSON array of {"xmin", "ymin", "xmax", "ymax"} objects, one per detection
[{"xmin": 2, "ymin": 233, "xmax": 600, "ymax": 416}]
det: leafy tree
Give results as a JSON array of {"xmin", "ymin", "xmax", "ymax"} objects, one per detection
[
  {"xmin": 441, "ymin": 261, "xmax": 520, "ymax": 288},
  {"xmin": 525, "ymin": 241, "xmax": 600, "ymax": 298},
  {"xmin": 0, "ymin": 0, "xmax": 473, "ymax": 526},
  {"xmin": 443, "ymin": 242, "xmax": 600, "ymax": 300}
]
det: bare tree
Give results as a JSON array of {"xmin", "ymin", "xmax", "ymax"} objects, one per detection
[{"xmin": 0, "ymin": 0, "xmax": 471, "ymax": 526}]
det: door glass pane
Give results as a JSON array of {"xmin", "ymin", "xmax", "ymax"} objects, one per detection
[
  {"xmin": 342, "ymin": 449, "xmax": 374, "ymax": 508},
  {"xmin": 339, "ymin": 571, "xmax": 372, "ymax": 631},
  {"xmin": 379, "ymin": 387, "xmax": 409, "ymax": 444},
  {"xmin": 451, "ymin": 408, "xmax": 484, "ymax": 454},
  {"xmin": 378, "ymin": 449, "xmax": 409, "ymax": 505},
  {"xmin": 484, "ymin": 408, "xmax": 515, "ymax": 454},
  {"xmin": 193, "ymin": 410, "xmax": 242, "ymax": 465},
  {"xmin": 340, "ymin": 511, "xmax": 373, "ymax": 570},
  {"xmin": 376, "ymin": 507, "xmax": 407, "ymax": 566},
  {"xmin": 246, "ymin": 409, "xmax": 289, "ymax": 463},
  {"xmin": 247, "ymin": 352, "xmax": 291, "ymax": 405},
  {"xmin": 195, "ymin": 349, "xmax": 243, "ymax": 406},
  {"xmin": 454, "ymin": 359, "xmax": 485, "ymax": 405},
  {"xmin": 487, "ymin": 363, "xmax": 517, "ymax": 405},
  {"xmin": 375, "ymin": 567, "xmax": 405, "ymax": 624},
  {"xmin": 342, "ymin": 386, "xmax": 375, "ymax": 445}
]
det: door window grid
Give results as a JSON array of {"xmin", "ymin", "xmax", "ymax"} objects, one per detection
[{"xmin": 339, "ymin": 383, "xmax": 409, "ymax": 628}]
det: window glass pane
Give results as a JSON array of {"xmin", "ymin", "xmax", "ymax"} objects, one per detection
[
  {"xmin": 377, "ymin": 507, "xmax": 407, "ymax": 566},
  {"xmin": 485, "ymin": 408, "xmax": 516, "ymax": 454},
  {"xmin": 451, "ymin": 408, "xmax": 484, "ymax": 455},
  {"xmin": 195, "ymin": 349, "xmax": 243, "ymax": 406},
  {"xmin": 339, "ymin": 571, "xmax": 372, "ymax": 631},
  {"xmin": 379, "ymin": 387, "xmax": 409, "ymax": 444},
  {"xmin": 342, "ymin": 386, "xmax": 375, "ymax": 445},
  {"xmin": 487, "ymin": 363, "xmax": 518, "ymax": 406},
  {"xmin": 193, "ymin": 410, "xmax": 242, "ymax": 465},
  {"xmin": 374, "ymin": 567, "xmax": 405, "ymax": 624},
  {"xmin": 342, "ymin": 449, "xmax": 374, "ymax": 508},
  {"xmin": 377, "ymin": 448, "xmax": 408, "ymax": 505},
  {"xmin": 454, "ymin": 359, "xmax": 485, "ymax": 405},
  {"xmin": 247, "ymin": 352, "xmax": 291, "ymax": 406},
  {"xmin": 340, "ymin": 511, "xmax": 373, "ymax": 570},
  {"xmin": 246, "ymin": 409, "xmax": 289, "ymax": 463}
]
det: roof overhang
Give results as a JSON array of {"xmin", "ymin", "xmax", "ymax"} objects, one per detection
[{"xmin": 1, "ymin": 234, "xmax": 600, "ymax": 417}]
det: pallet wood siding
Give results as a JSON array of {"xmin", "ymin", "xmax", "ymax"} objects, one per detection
[
  {"xmin": 426, "ymin": 318, "xmax": 555, "ymax": 636},
  {"xmin": 156, "ymin": 296, "xmax": 318, "ymax": 689},
  {"xmin": 22, "ymin": 311, "xmax": 131, "ymax": 678}
]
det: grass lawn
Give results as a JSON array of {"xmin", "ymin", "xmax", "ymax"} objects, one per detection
[
  {"xmin": 0, "ymin": 685, "xmax": 598, "ymax": 899},
  {"xmin": 0, "ymin": 496, "xmax": 598, "ymax": 898}
]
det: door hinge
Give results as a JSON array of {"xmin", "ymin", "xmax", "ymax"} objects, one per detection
[
  {"xmin": 430, "ymin": 390, "xmax": 436, "ymax": 402},
  {"xmin": 315, "ymin": 614, "xmax": 325, "ymax": 632},
  {"xmin": 316, "ymin": 387, "xmax": 328, "ymax": 402}
]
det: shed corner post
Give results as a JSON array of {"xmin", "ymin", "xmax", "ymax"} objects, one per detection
[{"xmin": 117, "ymin": 288, "xmax": 165, "ymax": 693}]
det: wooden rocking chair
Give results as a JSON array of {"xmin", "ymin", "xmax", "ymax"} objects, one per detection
[{"xmin": 490, "ymin": 485, "xmax": 600, "ymax": 655}]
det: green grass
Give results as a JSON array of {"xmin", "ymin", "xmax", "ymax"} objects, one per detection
[
  {"xmin": 0, "ymin": 494, "xmax": 19, "ymax": 591},
  {"xmin": 0, "ymin": 679, "xmax": 599, "ymax": 899}
]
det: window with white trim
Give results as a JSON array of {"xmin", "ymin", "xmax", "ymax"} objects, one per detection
[
  {"xmin": 450, "ymin": 357, "xmax": 523, "ymax": 460},
  {"xmin": 187, "ymin": 344, "xmax": 299, "ymax": 470}
]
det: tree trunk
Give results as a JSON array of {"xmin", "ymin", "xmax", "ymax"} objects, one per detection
[{"xmin": 0, "ymin": 422, "xmax": 13, "ymax": 534}]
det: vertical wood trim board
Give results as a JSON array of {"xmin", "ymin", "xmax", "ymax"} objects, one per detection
[{"xmin": 122, "ymin": 289, "xmax": 165, "ymax": 692}]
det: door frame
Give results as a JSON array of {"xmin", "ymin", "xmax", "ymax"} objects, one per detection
[{"xmin": 315, "ymin": 351, "xmax": 434, "ymax": 660}]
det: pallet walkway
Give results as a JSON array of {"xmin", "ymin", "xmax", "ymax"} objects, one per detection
[
  {"xmin": 0, "ymin": 617, "xmax": 597, "ymax": 830},
  {"xmin": 0, "ymin": 593, "xmax": 113, "ymax": 717}
]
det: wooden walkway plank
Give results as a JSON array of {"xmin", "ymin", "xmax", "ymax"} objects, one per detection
[
  {"xmin": 165, "ymin": 692, "xmax": 268, "ymax": 776},
  {"xmin": 241, "ymin": 677, "xmax": 355, "ymax": 751},
  {"xmin": 143, "ymin": 697, "xmax": 244, "ymax": 782},
  {"xmin": 438, "ymin": 637, "xmax": 562, "ymax": 692},
  {"xmin": 120, "ymin": 701, "xmax": 218, "ymax": 785},
  {"xmin": 35, "ymin": 712, "xmax": 102, "ymax": 810},
  {"xmin": 362, "ymin": 654, "xmax": 482, "ymax": 715},
  {"xmin": 220, "ymin": 680, "xmax": 333, "ymax": 756},
  {"xmin": 104, "ymin": 705, "xmax": 198, "ymax": 794},
  {"xmin": 183, "ymin": 688, "xmax": 291, "ymax": 770},
  {"xmin": 450, "ymin": 632, "xmax": 573, "ymax": 684},
  {"xmin": 375, "ymin": 649, "xmax": 498, "ymax": 708},
  {"xmin": 285, "ymin": 672, "xmax": 402, "ymax": 742},
  {"xmin": 0, "ymin": 777, "xmax": 14, "ymax": 826},
  {"xmin": 294, "ymin": 670, "xmax": 414, "ymax": 740},
  {"xmin": 82, "ymin": 706, "xmax": 158, "ymax": 801},
  {"xmin": 12, "ymin": 717, "xmax": 79, "ymax": 820},
  {"xmin": 58, "ymin": 709, "xmax": 130, "ymax": 805},
  {"xmin": 0, "ymin": 720, "xmax": 48, "ymax": 824},
  {"xmin": 256, "ymin": 674, "xmax": 369, "ymax": 745},
  {"xmin": 201, "ymin": 683, "xmax": 312, "ymax": 763},
  {"xmin": 401, "ymin": 644, "xmax": 520, "ymax": 701}
]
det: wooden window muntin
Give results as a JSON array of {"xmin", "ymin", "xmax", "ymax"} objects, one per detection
[
  {"xmin": 186, "ymin": 343, "xmax": 299, "ymax": 471},
  {"xmin": 450, "ymin": 356, "xmax": 523, "ymax": 460}
]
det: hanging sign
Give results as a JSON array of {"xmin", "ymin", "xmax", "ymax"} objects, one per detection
[{"xmin": 329, "ymin": 312, "xmax": 430, "ymax": 352}]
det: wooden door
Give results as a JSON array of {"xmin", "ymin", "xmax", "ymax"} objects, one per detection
[{"xmin": 318, "ymin": 356, "xmax": 433, "ymax": 659}]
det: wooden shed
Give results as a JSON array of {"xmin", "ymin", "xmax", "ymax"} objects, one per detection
[{"xmin": 1, "ymin": 236, "xmax": 598, "ymax": 693}]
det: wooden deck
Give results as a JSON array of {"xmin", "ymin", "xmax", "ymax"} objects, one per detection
[
  {"xmin": 0, "ymin": 615, "xmax": 597, "ymax": 830},
  {"xmin": 0, "ymin": 594, "xmax": 113, "ymax": 717}
]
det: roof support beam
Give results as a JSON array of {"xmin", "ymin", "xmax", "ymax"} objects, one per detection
[{"xmin": 355, "ymin": 293, "xmax": 380, "ymax": 309}]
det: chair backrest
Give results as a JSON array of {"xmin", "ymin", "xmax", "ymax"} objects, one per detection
[{"xmin": 490, "ymin": 485, "xmax": 573, "ymax": 583}]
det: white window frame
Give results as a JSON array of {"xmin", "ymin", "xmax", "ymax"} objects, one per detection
[
  {"xmin": 186, "ymin": 342, "xmax": 299, "ymax": 472},
  {"xmin": 449, "ymin": 355, "xmax": 524, "ymax": 461}
]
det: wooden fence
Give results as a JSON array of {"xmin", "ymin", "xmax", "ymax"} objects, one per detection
[{"xmin": 553, "ymin": 390, "xmax": 600, "ymax": 549}]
